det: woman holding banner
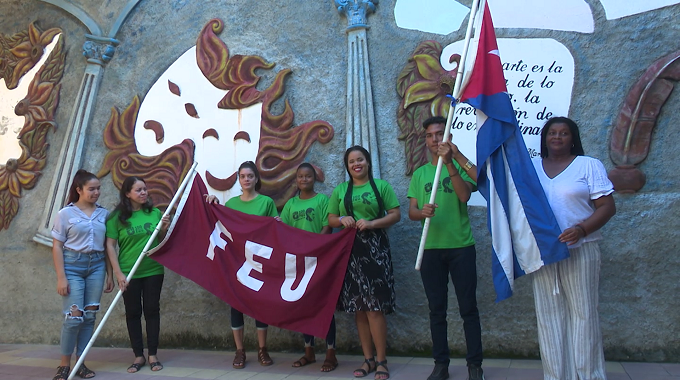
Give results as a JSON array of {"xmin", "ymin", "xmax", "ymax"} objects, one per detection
[
  {"xmin": 52, "ymin": 170, "xmax": 113, "ymax": 380},
  {"xmin": 282, "ymin": 163, "xmax": 338, "ymax": 372},
  {"xmin": 106, "ymin": 176, "xmax": 170, "ymax": 373},
  {"xmin": 328, "ymin": 146, "xmax": 401, "ymax": 380},
  {"xmin": 206, "ymin": 160, "xmax": 278, "ymax": 369},
  {"xmin": 531, "ymin": 117, "xmax": 616, "ymax": 380}
]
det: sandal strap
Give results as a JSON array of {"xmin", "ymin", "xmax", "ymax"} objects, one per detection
[
  {"xmin": 53, "ymin": 366, "xmax": 70, "ymax": 380},
  {"xmin": 76, "ymin": 364, "xmax": 96, "ymax": 378},
  {"xmin": 258, "ymin": 346, "xmax": 273, "ymax": 365}
]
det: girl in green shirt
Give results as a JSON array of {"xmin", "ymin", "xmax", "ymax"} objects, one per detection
[
  {"xmin": 106, "ymin": 176, "xmax": 170, "ymax": 373},
  {"xmin": 328, "ymin": 146, "xmax": 401, "ymax": 380},
  {"xmin": 206, "ymin": 161, "xmax": 277, "ymax": 369},
  {"xmin": 283, "ymin": 163, "xmax": 338, "ymax": 372}
]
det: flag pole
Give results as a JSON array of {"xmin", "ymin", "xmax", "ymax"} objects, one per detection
[
  {"xmin": 415, "ymin": 0, "xmax": 482, "ymax": 270},
  {"xmin": 68, "ymin": 162, "xmax": 198, "ymax": 380}
]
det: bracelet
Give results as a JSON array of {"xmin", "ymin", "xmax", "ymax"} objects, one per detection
[
  {"xmin": 575, "ymin": 224, "xmax": 587, "ymax": 237},
  {"xmin": 339, "ymin": 216, "xmax": 345, "ymax": 222},
  {"xmin": 463, "ymin": 160, "xmax": 474, "ymax": 171}
]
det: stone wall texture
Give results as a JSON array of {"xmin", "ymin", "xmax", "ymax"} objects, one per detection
[{"xmin": 0, "ymin": 0, "xmax": 678, "ymax": 361}]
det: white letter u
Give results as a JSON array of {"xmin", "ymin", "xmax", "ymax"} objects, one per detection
[{"xmin": 280, "ymin": 253, "xmax": 317, "ymax": 302}]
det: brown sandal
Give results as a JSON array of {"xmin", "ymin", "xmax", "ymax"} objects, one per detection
[
  {"xmin": 321, "ymin": 348, "xmax": 338, "ymax": 372},
  {"xmin": 292, "ymin": 346, "xmax": 316, "ymax": 367},
  {"xmin": 232, "ymin": 349, "xmax": 246, "ymax": 369},
  {"xmin": 258, "ymin": 346, "xmax": 273, "ymax": 366}
]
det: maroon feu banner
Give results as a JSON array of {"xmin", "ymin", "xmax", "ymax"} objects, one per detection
[{"xmin": 148, "ymin": 175, "xmax": 356, "ymax": 337}]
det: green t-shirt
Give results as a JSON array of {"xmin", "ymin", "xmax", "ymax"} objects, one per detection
[
  {"xmin": 225, "ymin": 194, "xmax": 278, "ymax": 217},
  {"xmin": 106, "ymin": 208, "xmax": 165, "ymax": 279},
  {"xmin": 281, "ymin": 193, "xmax": 329, "ymax": 233},
  {"xmin": 329, "ymin": 179, "xmax": 400, "ymax": 221},
  {"xmin": 407, "ymin": 162, "xmax": 476, "ymax": 249}
]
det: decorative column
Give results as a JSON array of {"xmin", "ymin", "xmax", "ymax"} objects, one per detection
[
  {"xmin": 335, "ymin": 0, "xmax": 381, "ymax": 179},
  {"xmin": 32, "ymin": 35, "xmax": 119, "ymax": 246}
]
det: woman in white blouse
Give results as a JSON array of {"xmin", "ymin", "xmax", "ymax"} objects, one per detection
[
  {"xmin": 531, "ymin": 117, "xmax": 616, "ymax": 380},
  {"xmin": 51, "ymin": 170, "xmax": 113, "ymax": 380}
]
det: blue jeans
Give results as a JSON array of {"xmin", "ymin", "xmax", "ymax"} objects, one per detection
[
  {"xmin": 420, "ymin": 246, "xmax": 482, "ymax": 366},
  {"xmin": 60, "ymin": 250, "xmax": 106, "ymax": 357}
]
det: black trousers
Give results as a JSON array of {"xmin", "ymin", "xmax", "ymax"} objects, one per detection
[
  {"xmin": 420, "ymin": 246, "xmax": 482, "ymax": 366},
  {"xmin": 122, "ymin": 274, "xmax": 164, "ymax": 357}
]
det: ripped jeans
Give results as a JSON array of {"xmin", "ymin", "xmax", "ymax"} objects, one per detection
[{"xmin": 60, "ymin": 250, "xmax": 106, "ymax": 357}]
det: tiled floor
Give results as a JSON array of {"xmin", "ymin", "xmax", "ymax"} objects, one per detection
[{"xmin": 1, "ymin": 344, "xmax": 679, "ymax": 380}]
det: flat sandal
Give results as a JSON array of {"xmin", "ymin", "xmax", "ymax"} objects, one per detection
[
  {"xmin": 353, "ymin": 357, "xmax": 376, "ymax": 378},
  {"xmin": 258, "ymin": 346, "xmax": 273, "ymax": 366}
]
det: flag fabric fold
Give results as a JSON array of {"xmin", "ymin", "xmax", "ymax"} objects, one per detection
[
  {"xmin": 460, "ymin": 1, "xmax": 570, "ymax": 302},
  {"xmin": 148, "ymin": 175, "xmax": 356, "ymax": 337}
]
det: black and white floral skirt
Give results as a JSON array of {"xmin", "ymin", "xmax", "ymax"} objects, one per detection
[{"xmin": 337, "ymin": 228, "xmax": 395, "ymax": 314}]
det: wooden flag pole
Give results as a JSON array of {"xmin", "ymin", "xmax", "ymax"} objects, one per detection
[
  {"xmin": 68, "ymin": 162, "xmax": 198, "ymax": 380},
  {"xmin": 415, "ymin": 0, "xmax": 482, "ymax": 270}
]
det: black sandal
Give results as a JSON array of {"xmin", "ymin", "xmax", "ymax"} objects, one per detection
[
  {"xmin": 374, "ymin": 360, "xmax": 389, "ymax": 380},
  {"xmin": 353, "ymin": 357, "xmax": 376, "ymax": 378},
  {"xmin": 53, "ymin": 366, "xmax": 70, "ymax": 380},
  {"xmin": 127, "ymin": 356, "xmax": 146, "ymax": 373},
  {"xmin": 76, "ymin": 364, "xmax": 96, "ymax": 378},
  {"xmin": 149, "ymin": 360, "xmax": 163, "ymax": 371}
]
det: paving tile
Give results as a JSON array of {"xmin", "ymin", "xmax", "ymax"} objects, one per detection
[
  {"xmin": 509, "ymin": 359, "xmax": 544, "ymax": 369},
  {"xmin": 0, "ymin": 344, "xmax": 678, "ymax": 380},
  {"xmin": 662, "ymin": 363, "xmax": 680, "ymax": 376},
  {"xmin": 606, "ymin": 361, "xmax": 627, "ymax": 373},
  {"xmin": 215, "ymin": 370, "xmax": 260, "ymax": 379}
]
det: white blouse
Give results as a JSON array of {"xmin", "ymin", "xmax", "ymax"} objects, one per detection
[{"xmin": 532, "ymin": 156, "xmax": 614, "ymax": 249}]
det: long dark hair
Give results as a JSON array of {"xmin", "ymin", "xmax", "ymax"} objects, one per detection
[
  {"xmin": 296, "ymin": 162, "xmax": 317, "ymax": 196},
  {"xmin": 343, "ymin": 146, "xmax": 385, "ymax": 219},
  {"xmin": 66, "ymin": 169, "xmax": 98, "ymax": 205},
  {"xmin": 540, "ymin": 116, "xmax": 585, "ymax": 158},
  {"xmin": 111, "ymin": 176, "xmax": 154, "ymax": 226},
  {"xmin": 239, "ymin": 161, "xmax": 262, "ymax": 191}
]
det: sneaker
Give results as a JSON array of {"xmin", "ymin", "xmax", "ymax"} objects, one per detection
[
  {"xmin": 427, "ymin": 363, "xmax": 449, "ymax": 380},
  {"xmin": 467, "ymin": 363, "xmax": 485, "ymax": 380}
]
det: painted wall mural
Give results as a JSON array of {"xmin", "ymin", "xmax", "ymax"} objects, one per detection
[
  {"xmin": 609, "ymin": 50, "xmax": 680, "ymax": 193},
  {"xmin": 0, "ymin": 23, "xmax": 64, "ymax": 230},
  {"xmin": 398, "ymin": 39, "xmax": 574, "ymax": 205},
  {"xmin": 98, "ymin": 19, "xmax": 334, "ymax": 209},
  {"xmin": 394, "ymin": 0, "xmax": 680, "ymax": 34}
]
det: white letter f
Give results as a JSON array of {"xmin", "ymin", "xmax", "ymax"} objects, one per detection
[{"xmin": 207, "ymin": 220, "xmax": 232, "ymax": 260}]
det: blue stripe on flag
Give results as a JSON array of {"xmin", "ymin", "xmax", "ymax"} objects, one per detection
[{"xmin": 470, "ymin": 93, "xmax": 569, "ymax": 301}]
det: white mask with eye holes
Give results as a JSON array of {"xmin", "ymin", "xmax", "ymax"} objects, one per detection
[{"xmin": 134, "ymin": 46, "xmax": 262, "ymax": 204}]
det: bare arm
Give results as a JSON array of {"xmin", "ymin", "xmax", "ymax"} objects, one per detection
[
  {"xmin": 559, "ymin": 194, "xmax": 616, "ymax": 245},
  {"xmin": 451, "ymin": 142, "xmax": 477, "ymax": 182},
  {"xmin": 106, "ymin": 237, "xmax": 128, "ymax": 291},
  {"xmin": 52, "ymin": 239, "xmax": 69, "ymax": 296},
  {"xmin": 439, "ymin": 142, "xmax": 473, "ymax": 203},
  {"xmin": 408, "ymin": 197, "xmax": 437, "ymax": 221},
  {"xmin": 356, "ymin": 207, "xmax": 401, "ymax": 231},
  {"xmin": 320, "ymin": 225, "xmax": 332, "ymax": 234},
  {"xmin": 329, "ymin": 213, "xmax": 355, "ymax": 229}
]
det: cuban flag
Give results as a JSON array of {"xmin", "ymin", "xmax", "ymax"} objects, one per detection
[{"xmin": 459, "ymin": 1, "xmax": 570, "ymax": 301}]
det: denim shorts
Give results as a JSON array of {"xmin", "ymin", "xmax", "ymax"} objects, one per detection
[{"xmin": 61, "ymin": 250, "xmax": 106, "ymax": 315}]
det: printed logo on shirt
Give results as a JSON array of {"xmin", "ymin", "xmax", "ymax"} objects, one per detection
[
  {"xmin": 442, "ymin": 176, "xmax": 454, "ymax": 193},
  {"xmin": 125, "ymin": 223, "xmax": 155, "ymax": 236},
  {"xmin": 292, "ymin": 208, "xmax": 316, "ymax": 222},
  {"xmin": 424, "ymin": 181, "xmax": 447, "ymax": 194},
  {"xmin": 351, "ymin": 192, "xmax": 373, "ymax": 205}
]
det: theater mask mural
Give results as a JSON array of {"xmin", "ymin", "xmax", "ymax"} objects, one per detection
[
  {"xmin": 99, "ymin": 19, "xmax": 334, "ymax": 208},
  {"xmin": 0, "ymin": 23, "xmax": 63, "ymax": 230}
]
